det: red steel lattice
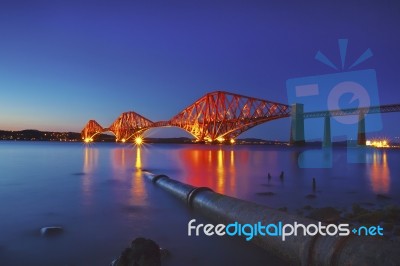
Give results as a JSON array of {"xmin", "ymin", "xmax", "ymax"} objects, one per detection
[
  {"xmin": 108, "ymin": 111, "xmax": 154, "ymax": 141},
  {"xmin": 81, "ymin": 120, "xmax": 104, "ymax": 141},
  {"xmin": 169, "ymin": 91, "xmax": 291, "ymax": 142},
  {"xmin": 81, "ymin": 91, "xmax": 291, "ymax": 142}
]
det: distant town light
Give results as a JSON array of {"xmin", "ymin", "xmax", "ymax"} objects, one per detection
[{"xmin": 366, "ymin": 139, "xmax": 390, "ymax": 148}]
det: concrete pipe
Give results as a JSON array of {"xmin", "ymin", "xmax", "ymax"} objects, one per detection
[{"xmin": 144, "ymin": 172, "xmax": 400, "ymax": 266}]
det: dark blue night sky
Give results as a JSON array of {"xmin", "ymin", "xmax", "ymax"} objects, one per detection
[{"xmin": 1, "ymin": 0, "xmax": 399, "ymax": 141}]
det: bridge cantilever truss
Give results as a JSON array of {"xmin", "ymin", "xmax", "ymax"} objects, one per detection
[
  {"xmin": 81, "ymin": 91, "xmax": 291, "ymax": 142},
  {"xmin": 81, "ymin": 91, "xmax": 400, "ymax": 143},
  {"xmin": 81, "ymin": 120, "xmax": 104, "ymax": 141},
  {"xmin": 81, "ymin": 111, "xmax": 154, "ymax": 142},
  {"xmin": 108, "ymin": 112, "xmax": 154, "ymax": 141},
  {"xmin": 169, "ymin": 91, "xmax": 291, "ymax": 142}
]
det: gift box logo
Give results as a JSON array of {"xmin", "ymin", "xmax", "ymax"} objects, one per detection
[
  {"xmin": 286, "ymin": 39, "xmax": 382, "ymax": 168},
  {"xmin": 287, "ymin": 39, "xmax": 382, "ymax": 140}
]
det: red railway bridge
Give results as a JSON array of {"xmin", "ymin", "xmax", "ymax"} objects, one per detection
[
  {"xmin": 81, "ymin": 91, "xmax": 291, "ymax": 143},
  {"xmin": 81, "ymin": 91, "xmax": 400, "ymax": 145}
]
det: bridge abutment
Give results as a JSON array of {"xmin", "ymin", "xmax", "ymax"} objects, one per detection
[{"xmin": 290, "ymin": 103, "xmax": 305, "ymax": 145}]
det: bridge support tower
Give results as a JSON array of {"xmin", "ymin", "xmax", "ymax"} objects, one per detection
[
  {"xmin": 357, "ymin": 113, "xmax": 366, "ymax": 146},
  {"xmin": 323, "ymin": 116, "xmax": 331, "ymax": 147},
  {"xmin": 290, "ymin": 103, "xmax": 305, "ymax": 145}
]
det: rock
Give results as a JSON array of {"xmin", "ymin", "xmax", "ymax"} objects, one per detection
[
  {"xmin": 40, "ymin": 226, "xmax": 63, "ymax": 236},
  {"xmin": 131, "ymin": 237, "xmax": 161, "ymax": 265},
  {"xmin": 112, "ymin": 237, "xmax": 162, "ymax": 266},
  {"xmin": 160, "ymin": 248, "xmax": 171, "ymax": 259},
  {"xmin": 110, "ymin": 258, "xmax": 118, "ymax": 266},
  {"xmin": 307, "ymin": 207, "xmax": 341, "ymax": 223}
]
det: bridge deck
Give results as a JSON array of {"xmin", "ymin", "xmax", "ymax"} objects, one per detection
[{"xmin": 303, "ymin": 104, "xmax": 400, "ymax": 118}]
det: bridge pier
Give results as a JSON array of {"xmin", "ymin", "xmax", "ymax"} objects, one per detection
[
  {"xmin": 323, "ymin": 116, "xmax": 331, "ymax": 147},
  {"xmin": 290, "ymin": 103, "xmax": 305, "ymax": 145},
  {"xmin": 357, "ymin": 112, "xmax": 366, "ymax": 146}
]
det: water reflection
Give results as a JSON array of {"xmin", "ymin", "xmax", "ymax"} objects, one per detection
[
  {"xmin": 112, "ymin": 147, "xmax": 128, "ymax": 170},
  {"xmin": 84, "ymin": 144, "xmax": 394, "ymax": 213},
  {"xmin": 217, "ymin": 149, "xmax": 224, "ymax": 192},
  {"xmin": 135, "ymin": 146, "xmax": 142, "ymax": 169},
  {"xmin": 110, "ymin": 146, "xmax": 148, "ymax": 206},
  {"xmin": 298, "ymin": 148, "xmax": 332, "ymax": 168},
  {"xmin": 131, "ymin": 147, "xmax": 147, "ymax": 206},
  {"xmin": 368, "ymin": 150, "xmax": 390, "ymax": 194},
  {"xmin": 82, "ymin": 146, "xmax": 99, "ymax": 205},
  {"xmin": 178, "ymin": 147, "xmax": 238, "ymax": 194},
  {"xmin": 229, "ymin": 150, "xmax": 235, "ymax": 190}
]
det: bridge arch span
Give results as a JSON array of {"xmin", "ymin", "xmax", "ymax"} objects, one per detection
[{"xmin": 81, "ymin": 91, "xmax": 291, "ymax": 143}]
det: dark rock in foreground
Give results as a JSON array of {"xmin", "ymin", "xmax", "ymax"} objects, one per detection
[{"xmin": 112, "ymin": 237, "xmax": 168, "ymax": 266}]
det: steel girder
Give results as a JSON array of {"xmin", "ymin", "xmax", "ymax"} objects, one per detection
[
  {"xmin": 108, "ymin": 112, "xmax": 154, "ymax": 141},
  {"xmin": 81, "ymin": 120, "xmax": 104, "ymax": 140},
  {"xmin": 169, "ymin": 91, "xmax": 291, "ymax": 142}
]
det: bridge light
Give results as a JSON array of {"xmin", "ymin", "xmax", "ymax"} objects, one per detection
[
  {"xmin": 121, "ymin": 138, "xmax": 126, "ymax": 143},
  {"xmin": 84, "ymin": 138, "xmax": 92, "ymax": 143},
  {"xmin": 217, "ymin": 137, "xmax": 225, "ymax": 143},
  {"xmin": 135, "ymin": 136, "xmax": 143, "ymax": 146},
  {"xmin": 230, "ymin": 138, "xmax": 235, "ymax": 144}
]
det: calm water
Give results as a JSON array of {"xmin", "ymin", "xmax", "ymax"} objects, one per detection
[{"xmin": 0, "ymin": 142, "xmax": 399, "ymax": 265}]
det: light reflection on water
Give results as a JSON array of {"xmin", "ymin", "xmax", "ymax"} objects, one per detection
[
  {"xmin": 0, "ymin": 142, "xmax": 399, "ymax": 266},
  {"xmin": 131, "ymin": 147, "xmax": 147, "ymax": 207},
  {"xmin": 82, "ymin": 147, "xmax": 98, "ymax": 206},
  {"xmin": 103, "ymin": 144, "xmax": 399, "ymax": 211},
  {"xmin": 368, "ymin": 150, "xmax": 390, "ymax": 194}
]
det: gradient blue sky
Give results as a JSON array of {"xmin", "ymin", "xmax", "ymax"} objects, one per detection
[{"xmin": 1, "ymin": 0, "xmax": 399, "ymax": 140}]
